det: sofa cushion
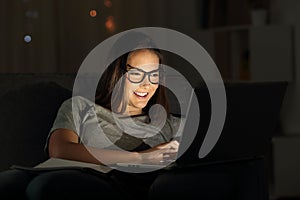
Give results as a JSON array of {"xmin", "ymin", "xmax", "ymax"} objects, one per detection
[{"xmin": 0, "ymin": 82, "xmax": 72, "ymax": 171}]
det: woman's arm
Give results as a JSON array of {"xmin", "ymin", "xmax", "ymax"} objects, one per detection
[
  {"xmin": 48, "ymin": 129, "xmax": 141, "ymax": 165},
  {"xmin": 48, "ymin": 129, "xmax": 178, "ymax": 165}
]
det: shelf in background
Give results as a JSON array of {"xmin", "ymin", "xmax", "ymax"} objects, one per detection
[{"xmin": 189, "ymin": 25, "xmax": 293, "ymax": 82}]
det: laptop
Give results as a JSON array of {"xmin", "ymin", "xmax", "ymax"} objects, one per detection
[
  {"xmin": 175, "ymin": 81, "xmax": 288, "ymax": 167},
  {"xmin": 112, "ymin": 81, "xmax": 287, "ymax": 171}
]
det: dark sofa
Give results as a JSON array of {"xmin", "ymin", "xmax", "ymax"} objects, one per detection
[
  {"xmin": 0, "ymin": 74, "xmax": 269, "ymax": 200},
  {"xmin": 0, "ymin": 74, "xmax": 74, "ymax": 170}
]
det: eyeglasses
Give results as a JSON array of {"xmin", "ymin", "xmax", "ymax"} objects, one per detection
[{"xmin": 124, "ymin": 64, "xmax": 160, "ymax": 84}]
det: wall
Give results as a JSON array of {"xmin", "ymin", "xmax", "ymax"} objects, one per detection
[
  {"xmin": 0, "ymin": 0, "xmax": 201, "ymax": 74},
  {"xmin": 0, "ymin": 0, "xmax": 115, "ymax": 73}
]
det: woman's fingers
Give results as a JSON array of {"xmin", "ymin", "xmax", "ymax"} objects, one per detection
[
  {"xmin": 139, "ymin": 140, "xmax": 180, "ymax": 164},
  {"xmin": 168, "ymin": 140, "xmax": 179, "ymax": 149},
  {"xmin": 157, "ymin": 140, "xmax": 179, "ymax": 150}
]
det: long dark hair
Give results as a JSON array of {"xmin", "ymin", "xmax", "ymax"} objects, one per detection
[{"xmin": 95, "ymin": 32, "xmax": 169, "ymax": 116}]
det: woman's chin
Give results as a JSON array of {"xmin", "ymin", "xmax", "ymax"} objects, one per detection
[{"xmin": 136, "ymin": 103, "xmax": 147, "ymax": 110}]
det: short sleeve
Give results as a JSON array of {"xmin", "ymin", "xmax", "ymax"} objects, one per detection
[
  {"xmin": 44, "ymin": 98, "xmax": 80, "ymax": 154},
  {"xmin": 49, "ymin": 98, "xmax": 78, "ymax": 134}
]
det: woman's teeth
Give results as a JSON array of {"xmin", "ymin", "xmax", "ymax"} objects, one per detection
[{"xmin": 134, "ymin": 91, "xmax": 148, "ymax": 97}]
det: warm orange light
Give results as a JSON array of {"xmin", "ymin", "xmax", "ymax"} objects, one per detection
[
  {"xmin": 89, "ymin": 9, "xmax": 97, "ymax": 17},
  {"xmin": 104, "ymin": 0, "xmax": 112, "ymax": 8},
  {"xmin": 105, "ymin": 16, "xmax": 115, "ymax": 33}
]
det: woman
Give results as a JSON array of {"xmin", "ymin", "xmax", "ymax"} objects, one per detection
[
  {"xmin": 47, "ymin": 48, "xmax": 179, "ymax": 166},
  {"xmin": 0, "ymin": 32, "xmax": 180, "ymax": 200}
]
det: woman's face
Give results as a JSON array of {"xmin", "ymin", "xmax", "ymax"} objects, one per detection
[{"xmin": 125, "ymin": 49, "xmax": 160, "ymax": 115}]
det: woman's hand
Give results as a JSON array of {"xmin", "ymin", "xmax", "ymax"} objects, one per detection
[{"xmin": 138, "ymin": 140, "xmax": 179, "ymax": 164}]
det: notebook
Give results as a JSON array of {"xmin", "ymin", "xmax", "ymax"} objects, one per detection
[{"xmin": 11, "ymin": 158, "xmax": 113, "ymax": 174}]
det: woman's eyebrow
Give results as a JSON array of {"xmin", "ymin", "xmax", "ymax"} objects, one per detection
[
  {"xmin": 126, "ymin": 64, "xmax": 159, "ymax": 72},
  {"xmin": 126, "ymin": 64, "xmax": 136, "ymax": 70}
]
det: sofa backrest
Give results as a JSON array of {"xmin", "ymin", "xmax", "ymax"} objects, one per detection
[{"xmin": 0, "ymin": 74, "xmax": 74, "ymax": 171}]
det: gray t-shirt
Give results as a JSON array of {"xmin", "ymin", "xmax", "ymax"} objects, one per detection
[{"xmin": 45, "ymin": 96, "xmax": 181, "ymax": 153}]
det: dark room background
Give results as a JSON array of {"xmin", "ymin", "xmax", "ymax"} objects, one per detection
[{"xmin": 1, "ymin": 0, "xmax": 300, "ymax": 199}]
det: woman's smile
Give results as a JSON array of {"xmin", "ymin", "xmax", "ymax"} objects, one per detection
[{"xmin": 133, "ymin": 91, "xmax": 149, "ymax": 98}]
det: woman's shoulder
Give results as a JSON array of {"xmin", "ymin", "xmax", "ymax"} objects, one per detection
[
  {"xmin": 60, "ymin": 96, "xmax": 90, "ymax": 109},
  {"xmin": 65, "ymin": 96, "xmax": 93, "ymax": 104},
  {"xmin": 61, "ymin": 96, "xmax": 107, "ymax": 112}
]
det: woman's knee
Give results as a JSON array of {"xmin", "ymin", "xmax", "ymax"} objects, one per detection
[
  {"xmin": 26, "ymin": 169, "xmax": 120, "ymax": 200},
  {"xmin": 0, "ymin": 169, "xmax": 33, "ymax": 199}
]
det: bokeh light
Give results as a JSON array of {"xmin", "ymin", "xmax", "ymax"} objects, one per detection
[
  {"xmin": 104, "ymin": 0, "xmax": 112, "ymax": 8},
  {"xmin": 105, "ymin": 16, "xmax": 115, "ymax": 33},
  {"xmin": 89, "ymin": 9, "xmax": 97, "ymax": 17},
  {"xmin": 24, "ymin": 35, "xmax": 32, "ymax": 43}
]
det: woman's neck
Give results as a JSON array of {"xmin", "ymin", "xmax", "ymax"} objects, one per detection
[
  {"xmin": 127, "ymin": 110, "xmax": 143, "ymax": 116},
  {"xmin": 123, "ymin": 107, "xmax": 144, "ymax": 116}
]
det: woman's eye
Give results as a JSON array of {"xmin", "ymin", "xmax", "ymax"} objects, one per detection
[
  {"xmin": 129, "ymin": 71, "xmax": 142, "ymax": 76},
  {"xmin": 151, "ymin": 73, "xmax": 159, "ymax": 77}
]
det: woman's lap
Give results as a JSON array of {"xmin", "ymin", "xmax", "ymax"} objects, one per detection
[
  {"xmin": 0, "ymin": 169, "xmax": 34, "ymax": 199},
  {"xmin": 0, "ymin": 169, "xmax": 122, "ymax": 200}
]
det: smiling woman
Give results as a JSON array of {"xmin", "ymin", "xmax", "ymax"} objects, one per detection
[
  {"xmin": 96, "ymin": 49, "xmax": 162, "ymax": 116},
  {"xmin": 95, "ymin": 36, "xmax": 169, "ymax": 119}
]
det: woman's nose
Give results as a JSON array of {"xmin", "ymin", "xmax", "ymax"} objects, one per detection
[
  {"xmin": 140, "ymin": 79, "xmax": 151, "ymax": 88},
  {"xmin": 140, "ymin": 82, "xmax": 150, "ymax": 89},
  {"xmin": 140, "ymin": 75, "xmax": 151, "ymax": 86}
]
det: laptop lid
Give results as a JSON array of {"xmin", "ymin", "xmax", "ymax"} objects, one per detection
[{"xmin": 175, "ymin": 81, "xmax": 288, "ymax": 166}]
